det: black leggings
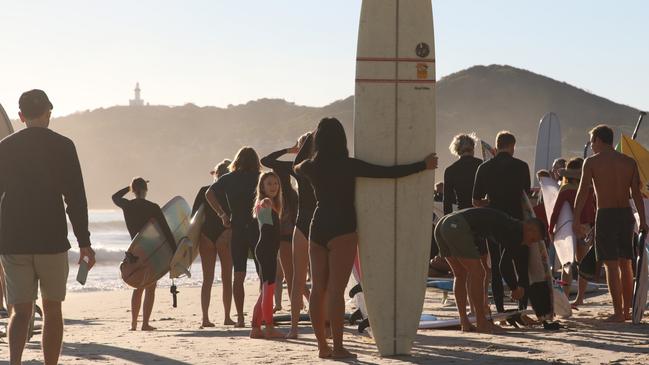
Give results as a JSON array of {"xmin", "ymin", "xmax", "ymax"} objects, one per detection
[
  {"xmin": 255, "ymin": 238, "xmax": 279, "ymax": 283},
  {"xmin": 231, "ymin": 222, "xmax": 259, "ymax": 273},
  {"xmin": 489, "ymin": 240, "xmax": 529, "ymax": 312}
]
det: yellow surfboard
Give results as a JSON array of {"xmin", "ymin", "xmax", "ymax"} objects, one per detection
[{"xmin": 620, "ymin": 134, "xmax": 649, "ymax": 196}]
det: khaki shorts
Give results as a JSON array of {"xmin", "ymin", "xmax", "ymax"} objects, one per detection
[{"xmin": 1, "ymin": 252, "xmax": 69, "ymax": 305}]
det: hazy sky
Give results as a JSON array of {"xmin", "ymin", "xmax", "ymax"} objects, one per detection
[{"xmin": 1, "ymin": 0, "xmax": 647, "ymax": 117}]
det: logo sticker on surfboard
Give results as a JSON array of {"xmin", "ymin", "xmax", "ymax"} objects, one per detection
[{"xmin": 415, "ymin": 43, "xmax": 430, "ymax": 58}]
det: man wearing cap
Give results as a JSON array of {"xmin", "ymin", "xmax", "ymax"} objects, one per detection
[
  {"xmin": 0, "ymin": 89, "xmax": 95, "ymax": 365},
  {"xmin": 548, "ymin": 158, "xmax": 596, "ymax": 305}
]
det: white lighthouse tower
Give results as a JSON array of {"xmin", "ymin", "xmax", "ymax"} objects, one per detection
[{"xmin": 129, "ymin": 82, "xmax": 144, "ymax": 106}]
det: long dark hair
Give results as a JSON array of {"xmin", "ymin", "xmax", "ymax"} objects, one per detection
[
  {"xmin": 313, "ymin": 118, "xmax": 348, "ymax": 162},
  {"xmin": 231, "ymin": 147, "xmax": 261, "ymax": 172}
]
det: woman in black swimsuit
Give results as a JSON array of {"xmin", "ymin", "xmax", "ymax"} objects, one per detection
[
  {"xmin": 295, "ymin": 118, "xmax": 437, "ymax": 359},
  {"xmin": 192, "ymin": 160, "xmax": 235, "ymax": 327},
  {"xmin": 206, "ymin": 147, "xmax": 261, "ymax": 327}
]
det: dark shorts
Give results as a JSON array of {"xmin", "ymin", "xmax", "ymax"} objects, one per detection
[
  {"xmin": 434, "ymin": 214, "xmax": 482, "ymax": 259},
  {"xmin": 595, "ymin": 208, "xmax": 634, "ymax": 261}
]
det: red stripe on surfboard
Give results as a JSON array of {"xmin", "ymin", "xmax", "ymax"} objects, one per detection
[
  {"xmin": 355, "ymin": 78, "xmax": 436, "ymax": 84},
  {"xmin": 357, "ymin": 57, "xmax": 435, "ymax": 63}
]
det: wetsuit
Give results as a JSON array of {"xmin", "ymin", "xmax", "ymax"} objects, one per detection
[
  {"xmin": 443, "ymin": 155, "xmax": 483, "ymax": 215},
  {"xmin": 260, "ymin": 149, "xmax": 299, "ymax": 241},
  {"xmin": 251, "ymin": 205, "xmax": 280, "ymax": 328},
  {"xmin": 473, "ymin": 152, "xmax": 531, "ymax": 311},
  {"xmin": 295, "ymin": 157, "xmax": 426, "ymax": 246},
  {"xmin": 112, "ymin": 187, "xmax": 176, "ymax": 251},
  {"xmin": 209, "ymin": 170, "xmax": 260, "ymax": 273},
  {"xmin": 435, "ymin": 208, "xmax": 522, "ymax": 289},
  {"xmin": 192, "ymin": 186, "xmax": 228, "ymax": 243},
  {"xmin": 292, "ymin": 135, "xmax": 317, "ymax": 238}
]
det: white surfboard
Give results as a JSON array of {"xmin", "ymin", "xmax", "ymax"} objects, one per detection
[
  {"xmin": 169, "ymin": 205, "xmax": 205, "ymax": 278},
  {"xmin": 354, "ymin": 0, "xmax": 435, "ymax": 356},
  {"xmin": 633, "ymin": 235, "xmax": 649, "ymax": 324},
  {"xmin": 538, "ymin": 176, "xmax": 559, "ymax": 221},
  {"xmin": 533, "ymin": 112, "xmax": 561, "ymax": 184},
  {"xmin": 419, "ymin": 310, "xmax": 532, "ymax": 330},
  {"xmin": 0, "ymin": 104, "xmax": 14, "ymax": 140},
  {"xmin": 553, "ymin": 202, "xmax": 577, "ymax": 269}
]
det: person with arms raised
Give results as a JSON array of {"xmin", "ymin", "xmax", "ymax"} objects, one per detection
[{"xmin": 113, "ymin": 178, "xmax": 177, "ymax": 331}]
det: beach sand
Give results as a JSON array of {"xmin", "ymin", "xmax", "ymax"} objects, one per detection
[{"xmin": 2, "ymin": 282, "xmax": 649, "ymax": 364}]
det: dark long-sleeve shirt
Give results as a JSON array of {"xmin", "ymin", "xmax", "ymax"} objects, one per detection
[
  {"xmin": 443, "ymin": 155, "xmax": 483, "ymax": 214},
  {"xmin": 473, "ymin": 152, "xmax": 531, "ymax": 220},
  {"xmin": 293, "ymin": 136, "xmax": 317, "ymax": 227},
  {"xmin": 459, "ymin": 207, "xmax": 524, "ymax": 289},
  {"xmin": 0, "ymin": 127, "xmax": 90, "ymax": 254},
  {"xmin": 112, "ymin": 187, "xmax": 176, "ymax": 250}
]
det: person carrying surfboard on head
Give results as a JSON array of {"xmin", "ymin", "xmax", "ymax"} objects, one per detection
[
  {"xmin": 548, "ymin": 158, "xmax": 596, "ymax": 306},
  {"xmin": 294, "ymin": 118, "xmax": 437, "ymax": 359},
  {"xmin": 473, "ymin": 131, "xmax": 532, "ymax": 313},
  {"xmin": 191, "ymin": 159, "xmax": 235, "ymax": 327},
  {"xmin": 260, "ymin": 134, "xmax": 314, "ymax": 338},
  {"xmin": 435, "ymin": 207, "xmax": 545, "ymax": 333},
  {"xmin": 574, "ymin": 125, "xmax": 647, "ymax": 322},
  {"xmin": 206, "ymin": 147, "xmax": 261, "ymax": 328},
  {"xmin": 249, "ymin": 171, "xmax": 285, "ymax": 339},
  {"xmin": 113, "ymin": 177, "xmax": 176, "ymax": 331},
  {"xmin": 0, "ymin": 89, "xmax": 96, "ymax": 365}
]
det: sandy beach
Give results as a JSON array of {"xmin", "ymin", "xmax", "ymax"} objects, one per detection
[{"xmin": 2, "ymin": 281, "xmax": 648, "ymax": 365}]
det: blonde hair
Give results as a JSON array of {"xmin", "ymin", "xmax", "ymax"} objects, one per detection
[
  {"xmin": 252, "ymin": 171, "xmax": 283, "ymax": 219},
  {"xmin": 448, "ymin": 133, "xmax": 477, "ymax": 157},
  {"xmin": 230, "ymin": 147, "xmax": 261, "ymax": 172}
]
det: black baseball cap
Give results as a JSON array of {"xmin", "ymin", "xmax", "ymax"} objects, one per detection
[{"xmin": 19, "ymin": 89, "xmax": 53, "ymax": 119}]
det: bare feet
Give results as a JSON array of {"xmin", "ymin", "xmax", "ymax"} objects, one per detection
[
  {"xmin": 264, "ymin": 327, "xmax": 285, "ymax": 339},
  {"xmin": 460, "ymin": 321, "xmax": 476, "ymax": 332},
  {"xmin": 202, "ymin": 320, "xmax": 215, "ymax": 328},
  {"xmin": 318, "ymin": 345, "xmax": 333, "ymax": 359},
  {"xmin": 141, "ymin": 324, "xmax": 157, "ymax": 331},
  {"xmin": 235, "ymin": 316, "xmax": 246, "ymax": 328},
  {"xmin": 604, "ymin": 313, "xmax": 625, "ymax": 323},
  {"xmin": 224, "ymin": 318, "xmax": 236, "ymax": 326},
  {"xmin": 285, "ymin": 328, "xmax": 298, "ymax": 339},
  {"xmin": 250, "ymin": 327, "xmax": 264, "ymax": 339},
  {"xmin": 331, "ymin": 347, "xmax": 357, "ymax": 359},
  {"xmin": 624, "ymin": 312, "xmax": 632, "ymax": 321},
  {"xmin": 130, "ymin": 322, "xmax": 137, "ymax": 331},
  {"xmin": 273, "ymin": 305, "xmax": 282, "ymax": 313},
  {"xmin": 476, "ymin": 322, "xmax": 503, "ymax": 334}
]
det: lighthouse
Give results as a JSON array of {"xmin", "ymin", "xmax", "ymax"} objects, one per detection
[{"xmin": 129, "ymin": 82, "xmax": 144, "ymax": 107}]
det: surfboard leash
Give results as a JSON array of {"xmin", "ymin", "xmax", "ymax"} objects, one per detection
[{"xmin": 170, "ymin": 280, "xmax": 179, "ymax": 308}]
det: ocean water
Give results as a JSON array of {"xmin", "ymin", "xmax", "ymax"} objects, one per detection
[{"xmin": 65, "ymin": 210, "xmax": 258, "ymax": 292}]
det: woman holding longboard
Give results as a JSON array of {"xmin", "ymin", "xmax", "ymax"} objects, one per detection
[
  {"xmin": 295, "ymin": 118, "xmax": 437, "ymax": 358},
  {"xmin": 191, "ymin": 160, "xmax": 235, "ymax": 327},
  {"xmin": 206, "ymin": 147, "xmax": 261, "ymax": 327},
  {"xmin": 113, "ymin": 178, "xmax": 177, "ymax": 331}
]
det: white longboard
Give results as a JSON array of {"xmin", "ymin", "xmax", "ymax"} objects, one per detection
[
  {"xmin": 533, "ymin": 112, "xmax": 561, "ymax": 184},
  {"xmin": 169, "ymin": 205, "xmax": 205, "ymax": 278},
  {"xmin": 0, "ymin": 104, "xmax": 14, "ymax": 140},
  {"xmin": 354, "ymin": 0, "xmax": 435, "ymax": 356},
  {"xmin": 633, "ymin": 234, "xmax": 649, "ymax": 324}
]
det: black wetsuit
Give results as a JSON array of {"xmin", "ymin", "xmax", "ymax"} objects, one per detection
[
  {"xmin": 295, "ymin": 157, "xmax": 426, "ymax": 246},
  {"xmin": 473, "ymin": 152, "xmax": 531, "ymax": 311},
  {"xmin": 443, "ymin": 155, "xmax": 483, "ymax": 215},
  {"xmin": 209, "ymin": 170, "xmax": 260, "ymax": 273},
  {"xmin": 260, "ymin": 149, "xmax": 299, "ymax": 241},
  {"xmin": 192, "ymin": 186, "xmax": 227, "ymax": 243},
  {"xmin": 255, "ymin": 207, "xmax": 281, "ymax": 283},
  {"xmin": 112, "ymin": 187, "xmax": 176, "ymax": 251},
  {"xmin": 0, "ymin": 127, "xmax": 90, "ymax": 254},
  {"xmin": 293, "ymin": 135, "xmax": 317, "ymax": 238},
  {"xmin": 458, "ymin": 208, "xmax": 524, "ymax": 289}
]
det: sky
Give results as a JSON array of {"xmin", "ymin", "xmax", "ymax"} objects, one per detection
[{"xmin": 1, "ymin": 0, "xmax": 648, "ymax": 118}]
